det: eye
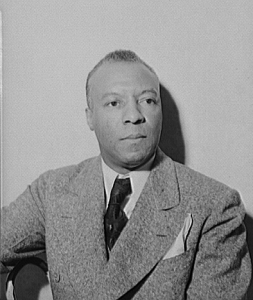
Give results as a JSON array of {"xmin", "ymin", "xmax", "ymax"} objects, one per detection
[
  {"xmin": 145, "ymin": 98, "xmax": 155, "ymax": 104},
  {"xmin": 140, "ymin": 98, "xmax": 157, "ymax": 105},
  {"xmin": 107, "ymin": 100, "xmax": 120, "ymax": 107}
]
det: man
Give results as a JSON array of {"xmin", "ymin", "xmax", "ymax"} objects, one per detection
[{"xmin": 1, "ymin": 50, "xmax": 251, "ymax": 299}]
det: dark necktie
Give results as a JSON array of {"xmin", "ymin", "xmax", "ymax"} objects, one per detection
[{"xmin": 104, "ymin": 177, "xmax": 132, "ymax": 251}]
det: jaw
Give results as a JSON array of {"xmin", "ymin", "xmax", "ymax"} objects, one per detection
[{"xmin": 100, "ymin": 142, "xmax": 157, "ymax": 174}]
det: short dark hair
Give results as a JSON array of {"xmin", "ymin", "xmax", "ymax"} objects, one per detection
[{"xmin": 86, "ymin": 50, "xmax": 157, "ymax": 108}]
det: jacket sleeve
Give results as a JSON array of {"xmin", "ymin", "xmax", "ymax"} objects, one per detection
[
  {"xmin": 0, "ymin": 174, "xmax": 47, "ymax": 273},
  {"xmin": 187, "ymin": 189, "xmax": 252, "ymax": 300}
]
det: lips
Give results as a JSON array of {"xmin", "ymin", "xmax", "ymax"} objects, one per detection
[{"xmin": 121, "ymin": 134, "xmax": 146, "ymax": 140}]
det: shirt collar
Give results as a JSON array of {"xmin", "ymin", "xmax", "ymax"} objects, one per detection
[{"xmin": 101, "ymin": 155, "xmax": 155, "ymax": 203}]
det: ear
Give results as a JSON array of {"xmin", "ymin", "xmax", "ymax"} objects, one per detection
[{"xmin": 85, "ymin": 108, "xmax": 95, "ymax": 131}]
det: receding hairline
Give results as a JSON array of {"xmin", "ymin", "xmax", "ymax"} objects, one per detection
[{"xmin": 86, "ymin": 50, "xmax": 158, "ymax": 108}]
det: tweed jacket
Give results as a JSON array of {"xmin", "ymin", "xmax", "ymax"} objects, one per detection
[{"xmin": 1, "ymin": 149, "xmax": 251, "ymax": 299}]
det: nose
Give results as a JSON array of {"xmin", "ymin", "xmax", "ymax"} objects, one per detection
[{"xmin": 123, "ymin": 100, "xmax": 145, "ymax": 125}]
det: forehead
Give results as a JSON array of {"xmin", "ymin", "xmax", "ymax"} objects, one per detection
[{"xmin": 89, "ymin": 62, "xmax": 159, "ymax": 97}]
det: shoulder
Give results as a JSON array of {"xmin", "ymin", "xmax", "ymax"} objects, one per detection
[
  {"xmin": 41, "ymin": 156, "xmax": 98, "ymax": 180},
  {"xmin": 174, "ymin": 161, "xmax": 244, "ymax": 220},
  {"xmin": 33, "ymin": 156, "xmax": 100, "ymax": 194},
  {"xmin": 156, "ymin": 149, "xmax": 241, "ymax": 207},
  {"xmin": 174, "ymin": 161, "xmax": 232, "ymax": 195}
]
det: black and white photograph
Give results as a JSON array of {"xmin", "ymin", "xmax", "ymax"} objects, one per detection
[{"xmin": 0, "ymin": 1, "xmax": 252, "ymax": 299}]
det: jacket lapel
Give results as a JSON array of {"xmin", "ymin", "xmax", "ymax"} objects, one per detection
[
  {"xmin": 96, "ymin": 149, "xmax": 184, "ymax": 300},
  {"xmin": 54, "ymin": 157, "xmax": 108, "ymax": 299}
]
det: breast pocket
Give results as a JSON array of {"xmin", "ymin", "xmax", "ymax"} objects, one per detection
[{"xmin": 161, "ymin": 247, "xmax": 195, "ymax": 273}]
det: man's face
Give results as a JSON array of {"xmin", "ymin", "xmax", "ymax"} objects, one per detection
[{"xmin": 86, "ymin": 62, "xmax": 162, "ymax": 174}]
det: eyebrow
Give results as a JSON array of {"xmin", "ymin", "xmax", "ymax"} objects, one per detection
[
  {"xmin": 102, "ymin": 92, "xmax": 121, "ymax": 100},
  {"xmin": 102, "ymin": 89, "xmax": 158, "ymax": 100},
  {"xmin": 138, "ymin": 88, "xmax": 158, "ymax": 97}
]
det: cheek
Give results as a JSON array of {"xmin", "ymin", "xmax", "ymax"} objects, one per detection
[
  {"xmin": 148, "ymin": 114, "xmax": 162, "ymax": 137},
  {"xmin": 95, "ymin": 120, "xmax": 118, "ymax": 145}
]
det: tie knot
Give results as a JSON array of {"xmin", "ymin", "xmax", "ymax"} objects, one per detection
[{"xmin": 110, "ymin": 177, "xmax": 131, "ymax": 204}]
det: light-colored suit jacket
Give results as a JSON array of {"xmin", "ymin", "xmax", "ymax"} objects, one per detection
[{"xmin": 1, "ymin": 149, "xmax": 251, "ymax": 299}]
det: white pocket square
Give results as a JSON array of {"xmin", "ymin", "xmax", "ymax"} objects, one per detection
[{"xmin": 163, "ymin": 213, "xmax": 193, "ymax": 260}]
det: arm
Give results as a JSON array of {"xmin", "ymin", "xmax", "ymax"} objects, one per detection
[
  {"xmin": 0, "ymin": 175, "xmax": 47, "ymax": 273},
  {"xmin": 187, "ymin": 189, "xmax": 252, "ymax": 299}
]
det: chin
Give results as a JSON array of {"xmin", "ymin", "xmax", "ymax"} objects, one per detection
[{"xmin": 122, "ymin": 152, "xmax": 151, "ymax": 169}]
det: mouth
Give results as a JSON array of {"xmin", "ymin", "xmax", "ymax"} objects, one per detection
[{"xmin": 121, "ymin": 134, "xmax": 146, "ymax": 140}]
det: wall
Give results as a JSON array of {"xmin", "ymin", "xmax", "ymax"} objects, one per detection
[{"xmin": 1, "ymin": 0, "xmax": 252, "ymax": 297}]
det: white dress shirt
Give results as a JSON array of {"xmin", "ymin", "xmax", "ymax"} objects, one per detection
[{"xmin": 101, "ymin": 156, "xmax": 154, "ymax": 219}]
